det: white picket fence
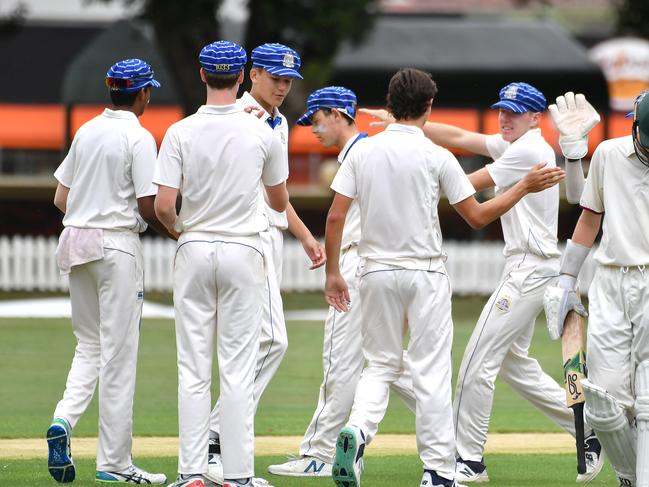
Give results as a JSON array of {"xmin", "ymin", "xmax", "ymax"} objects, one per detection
[{"xmin": 0, "ymin": 235, "xmax": 598, "ymax": 296}]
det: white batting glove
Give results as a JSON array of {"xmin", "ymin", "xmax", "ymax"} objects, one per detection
[
  {"xmin": 543, "ymin": 275, "xmax": 587, "ymax": 340},
  {"xmin": 548, "ymin": 92, "xmax": 600, "ymax": 160}
]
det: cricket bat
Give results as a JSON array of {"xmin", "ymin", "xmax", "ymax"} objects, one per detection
[{"xmin": 562, "ymin": 308, "xmax": 587, "ymax": 474}]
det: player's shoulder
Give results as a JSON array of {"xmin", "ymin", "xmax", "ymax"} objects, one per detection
[{"xmin": 595, "ymin": 135, "xmax": 631, "ymax": 155}]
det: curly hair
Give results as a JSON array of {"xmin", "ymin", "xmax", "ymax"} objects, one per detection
[{"xmin": 386, "ymin": 68, "xmax": 437, "ymax": 121}]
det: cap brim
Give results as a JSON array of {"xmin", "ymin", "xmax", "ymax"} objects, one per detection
[
  {"xmin": 149, "ymin": 79, "xmax": 161, "ymax": 88},
  {"xmin": 296, "ymin": 108, "xmax": 316, "ymax": 126},
  {"xmin": 625, "ymin": 111, "xmax": 634, "ymax": 118},
  {"xmin": 491, "ymin": 101, "xmax": 528, "ymax": 113},
  {"xmin": 264, "ymin": 65, "xmax": 303, "ymax": 79}
]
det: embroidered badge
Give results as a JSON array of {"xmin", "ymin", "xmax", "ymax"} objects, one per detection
[
  {"xmin": 495, "ymin": 295, "xmax": 512, "ymax": 312},
  {"xmin": 282, "ymin": 52, "xmax": 295, "ymax": 68},
  {"xmin": 503, "ymin": 85, "xmax": 519, "ymax": 100},
  {"xmin": 137, "ymin": 290, "xmax": 144, "ymax": 300}
]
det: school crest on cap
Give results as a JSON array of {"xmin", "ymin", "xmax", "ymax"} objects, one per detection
[
  {"xmin": 503, "ymin": 85, "xmax": 519, "ymax": 100},
  {"xmin": 282, "ymin": 52, "xmax": 295, "ymax": 68}
]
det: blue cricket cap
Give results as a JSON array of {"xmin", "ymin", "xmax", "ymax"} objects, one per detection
[
  {"xmin": 105, "ymin": 59, "xmax": 161, "ymax": 92},
  {"xmin": 297, "ymin": 86, "xmax": 358, "ymax": 126},
  {"xmin": 491, "ymin": 82, "xmax": 546, "ymax": 113},
  {"xmin": 199, "ymin": 41, "xmax": 247, "ymax": 74},
  {"xmin": 251, "ymin": 43, "xmax": 302, "ymax": 79}
]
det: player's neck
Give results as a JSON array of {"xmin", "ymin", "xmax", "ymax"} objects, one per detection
[
  {"xmin": 337, "ymin": 126, "xmax": 360, "ymax": 150},
  {"xmin": 249, "ymin": 89, "xmax": 275, "ymax": 116},
  {"xmin": 205, "ymin": 85, "xmax": 238, "ymax": 106},
  {"xmin": 111, "ymin": 105, "xmax": 140, "ymax": 117}
]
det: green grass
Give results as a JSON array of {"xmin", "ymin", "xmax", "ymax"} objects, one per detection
[
  {"xmin": 0, "ymin": 455, "xmax": 617, "ymax": 486},
  {"xmin": 0, "ymin": 297, "xmax": 571, "ymax": 438}
]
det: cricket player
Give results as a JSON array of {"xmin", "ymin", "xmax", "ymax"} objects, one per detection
[
  {"xmin": 363, "ymin": 82, "xmax": 604, "ymax": 483},
  {"xmin": 267, "ymin": 86, "xmax": 416, "ymax": 478},
  {"xmin": 47, "ymin": 59, "xmax": 169, "ymax": 484},
  {"xmin": 206, "ymin": 42, "xmax": 325, "ymax": 486},
  {"xmin": 326, "ymin": 69, "xmax": 564, "ymax": 487},
  {"xmin": 154, "ymin": 41, "xmax": 288, "ymax": 487},
  {"xmin": 544, "ymin": 91, "xmax": 649, "ymax": 487}
]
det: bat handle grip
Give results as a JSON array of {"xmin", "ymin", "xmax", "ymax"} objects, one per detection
[{"xmin": 573, "ymin": 402, "xmax": 587, "ymax": 474}]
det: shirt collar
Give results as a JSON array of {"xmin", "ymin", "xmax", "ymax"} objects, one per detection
[
  {"xmin": 337, "ymin": 133, "xmax": 363, "ymax": 163},
  {"xmin": 103, "ymin": 108, "xmax": 138, "ymax": 120},
  {"xmin": 197, "ymin": 104, "xmax": 242, "ymax": 115},
  {"xmin": 386, "ymin": 123, "xmax": 424, "ymax": 136}
]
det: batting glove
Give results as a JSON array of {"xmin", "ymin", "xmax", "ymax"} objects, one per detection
[
  {"xmin": 548, "ymin": 92, "xmax": 600, "ymax": 160},
  {"xmin": 543, "ymin": 275, "xmax": 588, "ymax": 340}
]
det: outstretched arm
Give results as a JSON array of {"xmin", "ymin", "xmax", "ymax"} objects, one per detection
[
  {"xmin": 453, "ymin": 163, "xmax": 564, "ymax": 229},
  {"xmin": 360, "ymin": 107, "xmax": 490, "ymax": 156}
]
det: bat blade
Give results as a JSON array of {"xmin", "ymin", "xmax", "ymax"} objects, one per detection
[{"xmin": 562, "ymin": 309, "xmax": 587, "ymax": 474}]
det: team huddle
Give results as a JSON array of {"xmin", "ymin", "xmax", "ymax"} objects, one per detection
[{"xmin": 44, "ymin": 37, "xmax": 649, "ymax": 487}]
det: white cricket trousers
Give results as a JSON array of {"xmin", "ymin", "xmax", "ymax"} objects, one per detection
[
  {"xmin": 53, "ymin": 231, "xmax": 143, "ymax": 471},
  {"xmin": 454, "ymin": 253, "xmax": 576, "ymax": 462},
  {"xmin": 174, "ymin": 233, "xmax": 265, "ymax": 478},
  {"xmin": 209, "ymin": 226, "xmax": 287, "ymax": 435},
  {"xmin": 347, "ymin": 260, "xmax": 456, "ymax": 479},
  {"xmin": 587, "ymin": 265, "xmax": 649, "ymax": 412},
  {"xmin": 300, "ymin": 246, "xmax": 416, "ymax": 463}
]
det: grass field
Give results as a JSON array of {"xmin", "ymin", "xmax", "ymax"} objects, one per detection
[{"xmin": 0, "ymin": 295, "xmax": 617, "ymax": 485}]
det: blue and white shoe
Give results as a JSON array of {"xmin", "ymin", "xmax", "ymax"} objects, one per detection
[
  {"xmin": 455, "ymin": 459, "xmax": 489, "ymax": 483},
  {"xmin": 47, "ymin": 418, "xmax": 75, "ymax": 483},
  {"xmin": 576, "ymin": 434, "xmax": 605, "ymax": 483},
  {"xmin": 332, "ymin": 426, "xmax": 365, "ymax": 487},
  {"xmin": 96, "ymin": 464, "xmax": 167, "ymax": 484},
  {"xmin": 421, "ymin": 470, "xmax": 467, "ymax": 487},
  {"xmin": 267, "ymin": 455, "xmax": 332, "ymax": 477}
]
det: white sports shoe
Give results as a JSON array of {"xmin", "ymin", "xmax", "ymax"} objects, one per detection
[
  {"xmin": 455, "ymin": 459, "xmax": 489, "ymax": 483},
  {"xmin": 167, "ymin": 474, "xmax": 217, "ymax": 487},
  {"xmin": 576, "ymin": 435, "xmax": 605, "ymax": 483},
  {"xmin": 205, "ymin": 450, "xmax": 224, "ymax": 484},
  {"xmin": 333, "ymin": 426, "xmax": 365, "ymax": 487},
  {"xmin": 421, "ymin": 470, "xmax": 467, "ymax": 486},
  {"xmin": 267, "ymin": 455, "xmax": 333, "ymax": 477},
  {"xmin": 95, "ymin": 464, "xmax": 167, "ymax": 484}
]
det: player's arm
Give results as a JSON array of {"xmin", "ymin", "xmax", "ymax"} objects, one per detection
[
  {"xmin": 264, "ymin": 182, "xmax": 289, "ymax": 213},
  {"xmin": 287, "ymin": 202, "xmax": 326, "ymax": 270},
  {"xmin": 548, "ymin": 92, "xmax": 600, "ymax": 204},
  {"xmin": 468, "ymin": 167, "xmax": 496, "ymax": 192},
  {"xmin": 360, "ymin": 107, "xmax": 490, "ymax": 156},
  {"xmin": 453, "ymin": 163, "xmax": 564, "ymax": 229},
  {"xmin": 138, "ymin": 195, "xmax": 179, "ymax": 240},
  {"xmin": 53, "ymin": 183, "xmax": 70, "ymax": 213},
  {"xmin": 324, "ymin": 192, "xmax": 352, "ymax": 312},
  {"xmin": 154, "ymin": 185, "xmax": 179, "ymax": 234}
]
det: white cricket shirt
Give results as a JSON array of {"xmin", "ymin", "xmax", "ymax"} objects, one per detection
[
  {"xmin": 153, "ymin": 104, "xmax": 287, "ymax": 235},
  {"xmin": 238, "ymin": 91, "xmax": 290, "ymax": 230},
  {"xmin": 54, "ymin": 108, "xmax": 157, "ymax": 232},
  {"xmin": 580, "ymin": 135, "xmax": 649, "ymax": 266},
  {"xmin": 332, "ymin": 123, "xmax": 475, "ymax": 269},
  {"xmin": 337, "ymin": 133, "xmax": 368, "ymax": 250},
  {"xmin": 485, "ymin": 128, "xmax": 560, "ymax": 259}
]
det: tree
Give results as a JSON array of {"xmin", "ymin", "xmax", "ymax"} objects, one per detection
[{"xmin": 95, "ymin": 0, "xmax": 376, "ymax": 119}]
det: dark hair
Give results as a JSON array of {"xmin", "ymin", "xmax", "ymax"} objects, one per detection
[
  {"xmin": 205, "ymin": 71, "xmax": 240, "ymax": 89},
  {"xmin": 386, "ymin": 68, "xmax": 437, "ymax": 121},
  {"xmin": 109, "ymin": 88, "xmax": 142, "ymax": 107},
  {"xmin": 320, "ymin": 108, "xmax": 354, "ymax": 126}
]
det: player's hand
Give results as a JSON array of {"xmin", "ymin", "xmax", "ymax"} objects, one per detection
[
  {"xmin": 548, "ymin": 92, "xmax": 600, "ymax": 159},
  {"xmin": 522, "ymin": 163, "xmax": 565, "ymax": 193},
  {"xmin": 301, "ymin": 236, "xmax": 326, "ymax": 270},
  {"xmin": 543, "ymin": 275, "xmax": 587, "ymax": 340},
  {"xmin": 359, "ymin": 108, "xmax": 395, "ymax": 128},
  {"xmin": 243, "ymin": 104, "xmax": 265, "ymax": 119},
  {"xmin": 325, "ymin": 272, "xmax": 350, "ymax": 312}
]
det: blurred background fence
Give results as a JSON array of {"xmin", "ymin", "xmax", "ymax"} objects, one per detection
[{"xmin": 0, "ymin": 235, "xmax": 598, "ymax": 296}]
